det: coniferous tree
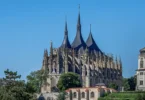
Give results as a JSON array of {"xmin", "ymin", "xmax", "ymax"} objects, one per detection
[{"xmin": 0, "ymin": 69, "xmax": 36, "ymax": 100}]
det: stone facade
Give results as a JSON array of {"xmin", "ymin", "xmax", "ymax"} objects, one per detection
[
  {"xmin": 41, "ymin": 9, "xmax": 122, "ymax": 93},
  {"xmin": 136, "ymin": 47, "xmax": 145, "ymax": 91},
  {"xmin": 65, "ymin": 86, "xmax": 116, "ymax": 100}
]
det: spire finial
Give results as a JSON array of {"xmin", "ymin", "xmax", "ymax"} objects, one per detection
[
  {"xmin": 50, "ymin": 40, "xmax": 53, "ymax": 48},
  {"xmin": 78, "ymin": 4, "xmax": 80, "ymax": 10},
  {"xmin": 65, "ymin": 15, "xmax": 67, "ymax": 23},
  {"xmin": 115, "ymin": 55, "xmax": 118, "ymax": 61},
  {"xmin": 77, "ymin": 4, "xmax": 81, "ymax": 27},
  {"xmin": 50, "ymin": 40, "xmax": 53, "ymax": 56},
  {"xmin": 90, "ymin": 24, "xmax": 91, "ymax": 33},
  {"xmin": 64, "ymin": 16, "xmax": 68, "ymax": 35},
  {"xmin": 119, "ymin": 55, "xmax": 122, "ymax": 63}
]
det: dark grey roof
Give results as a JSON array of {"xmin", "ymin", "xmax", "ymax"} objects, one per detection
[
  {"xmin": 86, "ymin": 30, "xmax": 102, "ymax": 52},
  {"xmin": 95, "ymin": 83, "xmax": 106, "ymax": 86},
  {"xmin": 60, "ymin": 21, "xmax": 71, "ymax": 49},
  {"xmin": 140, "ymin": 47, "xmax": 145, "ymax": 53},
  {"xmin": 71, "ymin": 12, "xmax": 86, "ymax": 51}
]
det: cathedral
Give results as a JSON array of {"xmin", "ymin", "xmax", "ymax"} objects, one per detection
[{"xmin": 41, "ymin": 9, "xmax": 122, "ymax": 93}]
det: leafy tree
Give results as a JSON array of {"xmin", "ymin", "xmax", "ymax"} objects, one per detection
[
  {"xmin": 123, "ymin": 78, "xmax": 130, "ymax": 91},
  {"xmin": 57, "ymin": 92, "xmax": 67, "ymax": 100},
  {"xmin": 108, "ymin": 83, "xmax": 118, "ymax": 90},
  {"xmin": 27, "ymin": 69, "xmax": 47, "ymax": 93},
  {"xmin": 57, "ymin": 72, "xmax": 81, "ymax": 91},
  {"xmin": 128, "ymin": 76, "xmax": 136, "ymax": 91},
  {"xmin": 122, "ymin": 76, "xmax": 136, "ymax": 91},
  {"xmin": 0, "ymin": 69, "xmax": 36, "ymax": 100}
]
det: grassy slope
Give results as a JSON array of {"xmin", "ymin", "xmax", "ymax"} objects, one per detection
[{"xmin": 98, "ymin": 92, "xmax": 145, "ymax": 100}]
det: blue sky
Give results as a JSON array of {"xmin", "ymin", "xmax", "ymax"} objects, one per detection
[{"xmin": 0, "ymin": 0, "xmax": 145, "ymax": 80}]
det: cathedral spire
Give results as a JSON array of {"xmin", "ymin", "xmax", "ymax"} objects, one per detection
[
  {"xmin": 60, "ymin": 17, "xmax": 71, "ymax": 48},
  {"xmin": 44, "ymin": 49, "xmax": 48, "ymax": 57},
  {"xmin": 86, "ymin": 24, "xmax": 102, "ymax": 53},
  {"xmin": 71, "ymin": 5, "xmax": 86, "ymax": 51},
  {"xmin": 50, "ymin": 41, "xmax": 53, "ymax": 56},
  {"xmin": 77, "ymin": 4, "xmax": 81, "ymax": 28},
  {"xmin": 119, "ymin": 56, "xmax": 122, "ymax": 70},
  {"xmin": 90, "ymin": 24, "xmax": 92, "ymax": 33},
  {"xmin": 65, "ymin": 16, "xmax": 68, "ymax": 35}
]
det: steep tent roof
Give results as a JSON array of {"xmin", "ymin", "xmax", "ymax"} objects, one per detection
[
  {"xmin": 140, "ymin": 47, "xmax": 145, "ymax": 53},
  {"xmin": 60, "ymin": 20, "xmax": 71, "ymax": 48},
  {"xmin": 71, "ymin": 10, "xmax": 86, "ymax": 51},
  {"xmin": 86, "ymin": 25, "xmax": 102, "ymax": 52}
]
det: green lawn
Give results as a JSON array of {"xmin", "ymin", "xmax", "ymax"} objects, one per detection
[{"xmin": 98, "ymin": 92, "xmax": 145, "ymax": 100}]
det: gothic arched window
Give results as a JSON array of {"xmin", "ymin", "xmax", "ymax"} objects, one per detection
[
  {"xmin": 73, "ymin": 92, "xmax": 77, "ymax": 98},
  {"xmin": 91, "ymin": 92, "xmax": 95, "ymax": 98},
  {"xmin": 140, "ymin": 58, "xmax": 144, "ymax": 68},
  {"xmin": 82, "ymin": 92, "xmax": 85, "ymax": 98}
]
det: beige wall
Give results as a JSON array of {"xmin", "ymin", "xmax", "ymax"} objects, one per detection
[{"xmin": 66, "ymin": 87, "xmax": 116, "ymax": 100}]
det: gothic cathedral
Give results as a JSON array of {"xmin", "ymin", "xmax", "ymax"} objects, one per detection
[{"xmin": 41, "ymin": 10, "xmax": 122, "ymax": 93}]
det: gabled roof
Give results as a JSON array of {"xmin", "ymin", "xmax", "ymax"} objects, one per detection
[
  {"xmin": 86, "ymin": 26, "xmax": 102, "ymax": 52},
  {"xmin": 60, "ymin": 21, "xmax": 71, "ymax": 49},
  {"xmin": 71, "ymin": 12, "xmax": 86, "ymax": 51}
]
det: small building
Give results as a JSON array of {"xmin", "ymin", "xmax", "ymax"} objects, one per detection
[
  {"xmin": 136, "ymin": 47, "xmax": 145, "ymax": 91},
  {"xmin": 65, "ymin": 85, "xmax": 116, "ymax": 100}
]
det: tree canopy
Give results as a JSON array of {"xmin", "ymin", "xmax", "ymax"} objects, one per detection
[
  {"xmin": 0, "ymin": 69, "xmax": 36, "ymax": 100},
  {"xmin": 122, "ymin": 76, "xmax": 136, "ymax": 91},
  {"xmin": 128, "ymin": 76, "xmax": 136, "ymax": 91},
  {"xmin": 57, "ymin": 72, "xmax": 81, "ymax": 91},
  {"xmin": 56, "ymin": 92, "xmax": 67, "ymax": 100},
  {"xmin": 109, "ymin": 83, "xmax": 118, "ymax": 90},
  {"xmin": 26, "ymin": 69, "xmax": 47, "ymax": 93}
]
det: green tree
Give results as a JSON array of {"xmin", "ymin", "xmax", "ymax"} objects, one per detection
[
  {"xmin": 26, "ymin": 69, "xmax": 47, "ymax": 93},
  {"xmin": 57, "ymin": 92, "xmax": 67, "ymax": 100},
  {"xmin": 108, "ymin": 83, "xmax": 118, "ymax": 90},
  {"xmin": 128, "ymin": 76, "xmax": 136, "ymax": 91},
  {"xmin": 0, "ymin": 69, "xmax": 36, "ymax": 100},
  {"xmin": 57, "ymin": 72, "xmax": 81, "ymax": 91},
  {"xmin": 123, "ymin": 78, "xmax": 130, "ymax": 91}
]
